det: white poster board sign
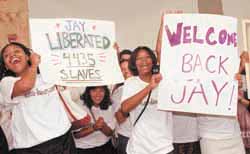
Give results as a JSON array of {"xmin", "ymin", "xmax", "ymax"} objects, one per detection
[
  {"xmin": 158, "ymin": 14, "xmax": 239, "ymax": 116},
  {"xmin": 30, "ymin": 18, "xmax": 124, "ymax": 87}
]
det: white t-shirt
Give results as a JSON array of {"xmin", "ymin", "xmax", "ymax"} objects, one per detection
[
  {"xmin": 198, "ymin": 115, "xmax": 241, "ymax": 140},
  {"xmin": 0, "ymin": 93, "xmax": 14, "ymax": 150},
  {"xmin": 111, "ymin": 85, "xmax": 132, "ymax": 138},
  {"xmin": 0, "ymin": 110, "xmax": 13, "ymax": 150},
  {"xmin": 121, "ymin": 76, "xmax": 173, "ymax": 154},
  {"xmin": 0, "ymin": 75, "xmax": 71, "ymax": 148},
  {"xmin": 75, "ymin": 104, "xmax": 115, "ymax": 149},
  {"xmin": 173, "ymin": 113, "xmax": 199, "ymax": 143}
]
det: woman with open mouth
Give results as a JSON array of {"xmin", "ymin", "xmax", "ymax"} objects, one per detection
[{"xmin": 0, "ymin": 42, "xmax": 77, "ymax": 154}]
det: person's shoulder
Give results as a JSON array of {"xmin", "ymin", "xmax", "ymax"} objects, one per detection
[
  {"xmin": 1, "ymin": 76, "xmax": 19, "ymax": 81},
  {"xmin": 124, "ymin": 76, "xmax": 139, "ymax": 84},
  {"xmin": 0, "ymin": 76, "xmax": 20, "ymax": 84}
]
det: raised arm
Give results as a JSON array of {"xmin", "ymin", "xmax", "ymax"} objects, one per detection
[
  {"xmin": 155, "ymin": 14, "xmax": 164, "ymax": 64},
  {"xmin": 121, "ymin": 74, "xmax": 162, "ymax": 113},
  {"xmin": 113, "ymin": 42, "xmax": 120, "ymax": 61},
  {"xmin": 12, "ymin": 52, "xmax": 40, "ymax": 98}
]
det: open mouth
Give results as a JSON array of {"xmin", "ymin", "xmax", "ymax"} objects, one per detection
[
  {"xmin": 94, "ymin": 97, "xmax": 103, "ymax": 102},
  {"xmin": 11, "ymin": 57, "xmax": 21, "ymax": 64},
  {"xmin": 95, "ymin": 97, "xmax": 102, "ymax": 101},
  {"xmin": 141, "ymin": 65, "xmax": 149, "ymax": 69}
]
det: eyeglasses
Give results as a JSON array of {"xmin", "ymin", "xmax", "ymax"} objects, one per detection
[{"xmin": 135, "ymin": 56, "xmax": 151, "ymax": 62}]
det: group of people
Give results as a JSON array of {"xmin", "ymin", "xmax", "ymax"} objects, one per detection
[{"xmin": 0, "ymin": 14, "xmax": 250, "ymax": 154}]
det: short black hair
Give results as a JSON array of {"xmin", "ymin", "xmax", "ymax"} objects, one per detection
[
  {"xmin": 80, "ymin": 86, "xmax": 112, "ymax": 110},
  {"xmin": 129, "ymin": 46, "xmax": 157, "ymax": 76},
  {"xmin": 119, "ymin": 49, "xmax": 132, "ymax": 61}
]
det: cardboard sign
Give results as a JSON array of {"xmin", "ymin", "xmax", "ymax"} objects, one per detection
[
  {"xmin": 30, "ymin": 18, "xmax": 124, "ymax": 87},
  {"xmin": 158, "ymin": 14, "xmax": 239, "ymax": 116}
]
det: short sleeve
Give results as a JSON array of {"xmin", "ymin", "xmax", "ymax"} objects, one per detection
[
  {"xmin": 0, "ymin": 76, "xmax": 21, "ymax": 105},
  {"xmin": 105, "ymin": 107, "xmax": 115, "ymax": 130},
  {"xmin": 60, "ymin": 89, "xmax": 88, "ymax": 119},
  {"xmin": 121, "ymin": 77, "xmax": 140, "ymax": 102},
  {"xmin": 111, "ymin": 86, "xmax": 123, "ymax": 112}
]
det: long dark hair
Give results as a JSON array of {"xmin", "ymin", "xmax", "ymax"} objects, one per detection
[
  {"xmin": 0, "ymin": 42, "xmax": 39, "ymax": 80},
  {"xmin": 80, "ymin": 86, "xmax": 112, "ymax": 110},
  {"xmin": 129, "ymin": 46, "xmax": 157, "ymax": 76}
]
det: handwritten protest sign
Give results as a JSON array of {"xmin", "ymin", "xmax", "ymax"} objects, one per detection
[
  {"xmin": 158, "ymin": 14, "xmax": 239, "ymax": 116},
  {"xmin": 30, "ymin": 18, "xmax": 124, "ymax": 87}
]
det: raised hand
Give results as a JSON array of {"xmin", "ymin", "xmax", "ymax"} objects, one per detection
[
  {"xmin": 149, "ymin": 73, "xmax": 162, "ymax": 90},
  {"xmin": 113, "ymin": 42, "xmax": 120, "ymax": 53},
  {"xmin": 29, "ymin": 52, "xmax": 41, "ymax": 67}
]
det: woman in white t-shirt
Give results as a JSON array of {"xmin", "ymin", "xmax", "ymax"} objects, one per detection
[
  {"xmin": 155, "ymin": 13, "xmax": 201, "ymax": 154},
  {"xmin": 111, "ymin": 49, "xmax": 133, "ymax": 154},
  {"xmin": 74, "ymin": 86, "xmax": 116, "ymax": 154},
  {"xmin": 121, "ymin": 46, "xmax": 173, "ymax": 154},
  {"xmin": 0, "ymin": 42, "xmax": 76, "ymax": 154}
]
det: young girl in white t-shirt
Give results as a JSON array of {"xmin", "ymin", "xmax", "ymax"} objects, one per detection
[
  {"xmin": 74, "ymin": 86, "xmax": 116, "ymax": 154},
  {"xmin": 121, "ymin": 46, "xmax": 173, "ymax": 154},
  {"xmin": 0, "ymin": 42, "xmax": 76, "ymax": 154}
]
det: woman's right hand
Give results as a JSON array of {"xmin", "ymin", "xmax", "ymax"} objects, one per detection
[{"xmin": 149, "ymin": 73, "xmax": 162, "ymax": 90}]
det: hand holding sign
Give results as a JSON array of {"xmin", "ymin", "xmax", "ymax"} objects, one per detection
[
  {"xmin": 149, "ymin": 74, "xmax": 162, "ymax": 90},
  {"xmin": 29, "ymin": 52, "xmax": 41, "ymax": 68}
]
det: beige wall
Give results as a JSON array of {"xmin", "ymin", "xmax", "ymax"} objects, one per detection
[
  {"xmin": 198, "ymin": 0, "xmax": 223, "ymax": 14},
  {"xmin": 0, "ymin": 0, "xmax": 29, "ymax": 48},
  {"xmin": 28, "ymin": 0, "xmax": 198, "ymax": 50},
  {"xmin": 222, "ymin": 0, "xmax": 250, "ymax": 52},
  {"xmin": 29, "ymin": 0, "xmax": 250, "ymax": 51}
]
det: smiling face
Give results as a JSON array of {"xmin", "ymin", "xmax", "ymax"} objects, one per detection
[
  {"xmin": 90, "ymin": 87, "xmax": 105, "ymax": 106},
  {"xmin": 2, "ymin": 44, "xmax": 30, "ymax": 76},
  {"xmin": 135, "ymin": 49, "xmax": 153, "ymax": 77}
]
